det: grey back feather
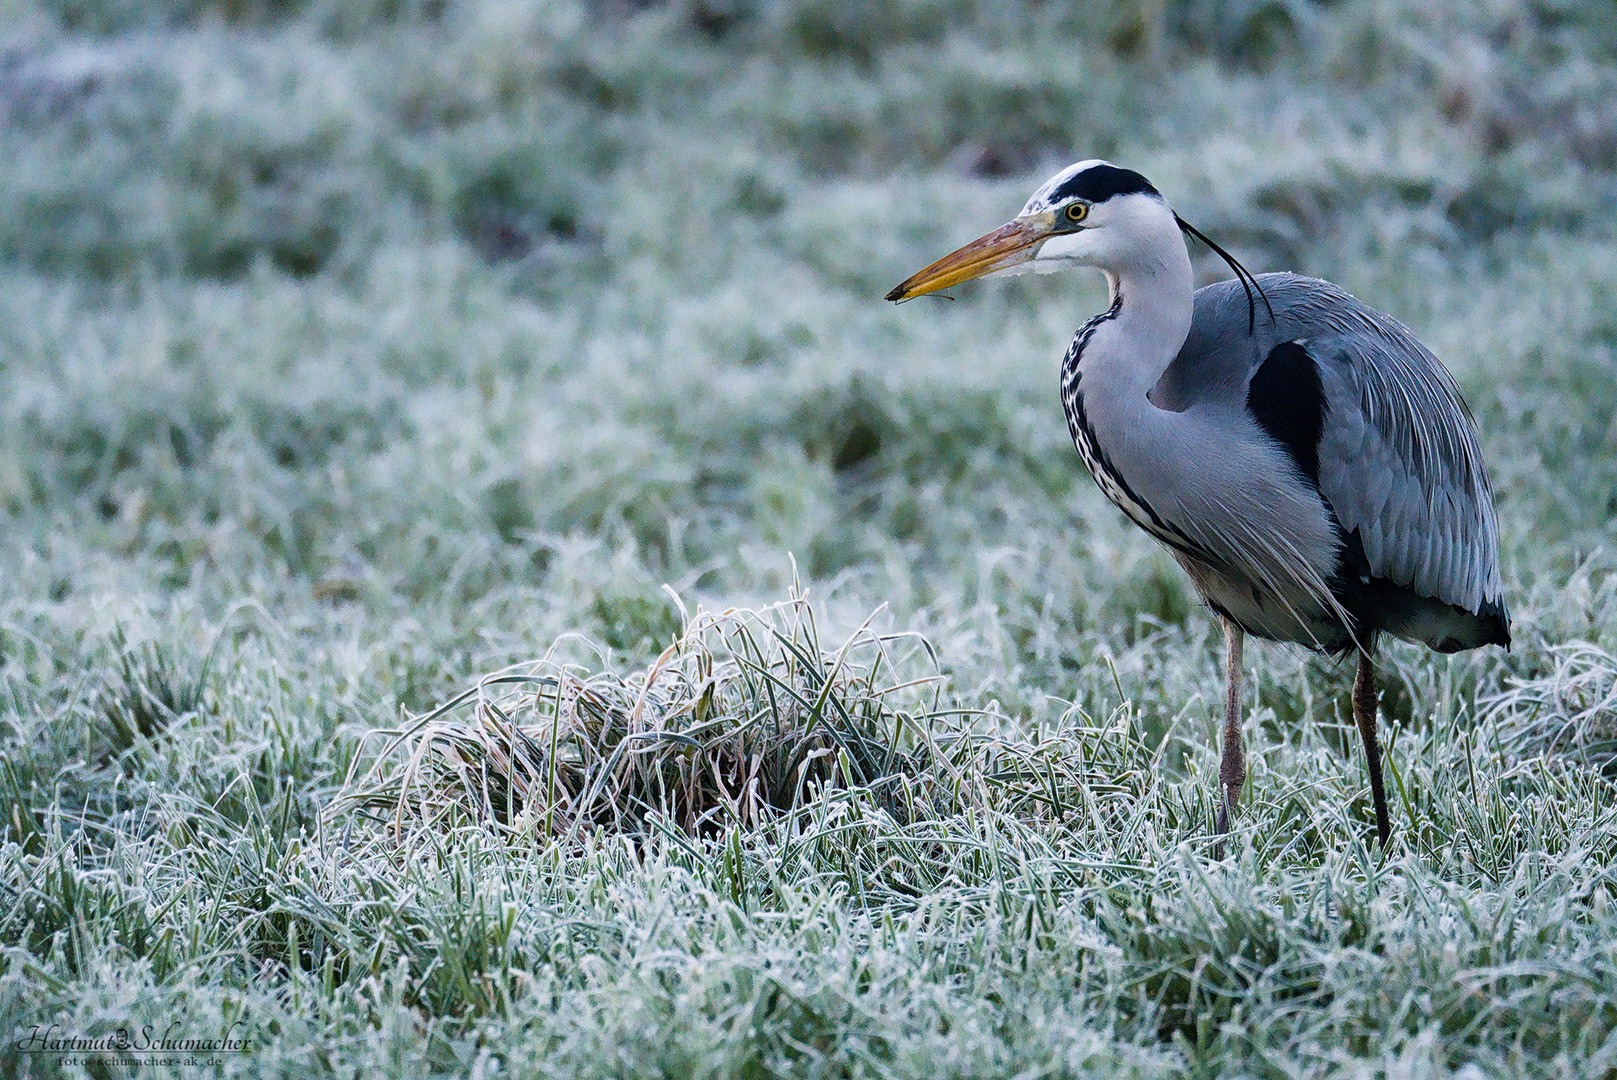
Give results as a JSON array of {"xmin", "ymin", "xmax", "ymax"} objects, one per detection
[{"xmin": 1158, "ymin": 272, "xmax": 1505, "ymax": 617}]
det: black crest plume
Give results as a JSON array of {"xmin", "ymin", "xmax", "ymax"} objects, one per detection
[{"xmin": 1174, "ymin": 215, "xmax": 1273, "ymax": 334}]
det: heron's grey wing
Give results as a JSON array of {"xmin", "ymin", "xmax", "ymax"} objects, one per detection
[
  {"xmin": 1306, "ymin": 328, "xmax": 1506, "ymax": 620},
  {"xmin": 1162, "ymin": 273, "xmax": 1507, "ymax": 648}
]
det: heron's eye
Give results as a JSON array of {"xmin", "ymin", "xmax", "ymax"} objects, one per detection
[{"xmin": 1065, "ymin": 202, "xmax": 1089, "ymax": 223}]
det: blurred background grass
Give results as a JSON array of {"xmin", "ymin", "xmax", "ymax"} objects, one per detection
[{"xmin": 3, "ymin": 1, "xmax": 1617, "ymax": 1076}]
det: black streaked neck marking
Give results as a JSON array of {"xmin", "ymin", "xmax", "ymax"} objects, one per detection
[
  {"xmin": 1247, "ymin": 341, "xmax": 1326, "ymax": 488},
  {"xmin": 1050, "ymin": 164, "xmax": 1159, "ymax": 206},
  {"xmin": 1060, "ymin": 292, "xmax": 1217, "ymax": 565},
  {"xmin": 1059, "ymin": 292, "xmax": 1123, "ymax": 400}
]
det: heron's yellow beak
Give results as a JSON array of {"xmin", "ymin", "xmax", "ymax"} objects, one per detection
[{"xmin": 885, "ymin": 212, "xmax": 1057, "ymax": 302}]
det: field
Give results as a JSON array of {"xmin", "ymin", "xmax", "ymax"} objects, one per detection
[{"xmin": 3, "ymin": 1, "xmax": 1617, "ymax": 1076}]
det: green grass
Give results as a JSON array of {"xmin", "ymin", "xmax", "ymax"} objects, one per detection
[{"xmin": 3, "ymin": 0, "xmax": 1617, "ymax": 1076}]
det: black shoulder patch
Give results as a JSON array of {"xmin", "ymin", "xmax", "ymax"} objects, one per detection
[
  {"xmin": 1050, "ymin": 164, "xmax": 1159, "ymax": 205},
  {"xmin": 1247, "ymin": 341, "xmax": 1326, "ymax": 488}
]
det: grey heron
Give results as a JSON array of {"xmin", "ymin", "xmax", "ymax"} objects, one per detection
[{"xmin": 886, "ymin": 161, "xmax": 1509, "ymax": 848}]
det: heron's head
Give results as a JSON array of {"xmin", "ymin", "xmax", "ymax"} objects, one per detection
[{"xmin": 885, "ymin": 160, "xmax": 1182, "ymax": 302}]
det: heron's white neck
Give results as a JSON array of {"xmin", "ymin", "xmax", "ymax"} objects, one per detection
[
  {"xmin": 1059, "ymin": 219, "xmax": 1195, "ymax": 478},
  {"xmin": 1084, "ymin": 231, "xmax": 1195, "ymax": 388}
]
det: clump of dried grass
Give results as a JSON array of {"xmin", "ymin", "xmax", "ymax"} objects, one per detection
[{"xmin": 337, "ymin": 597, "xmax": 954, "ymax": 840}]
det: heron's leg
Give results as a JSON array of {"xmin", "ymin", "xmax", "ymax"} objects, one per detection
[
  {"xmin": 1215, "ymin": 619, "xmax": 1245, "ymax": 845},
  {"xmin": 1353, "ymin": 645, "xmax": 1392, "ymax": 847}
]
